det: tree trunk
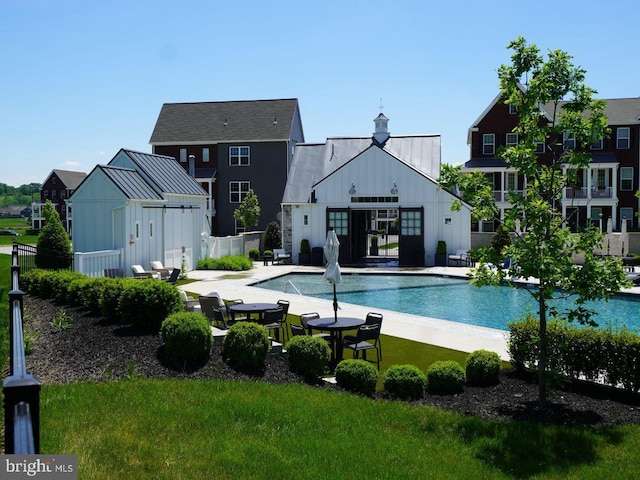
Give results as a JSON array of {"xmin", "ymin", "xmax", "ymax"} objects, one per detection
[{"xmin": 538, "ymin": 295, "xmax": 548, "ymax": 408}]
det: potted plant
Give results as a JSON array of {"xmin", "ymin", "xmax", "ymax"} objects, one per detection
[
  {"xmin": 435, "ymin": 240, "xmax": 447, "ymax": 266},
  {"xmin": 299, "ymin": 239, "xmax": 311, "ymax": 265},
  {"xmin": 369, "ymin": 235, "xmax": 379, "ymax": 256}
]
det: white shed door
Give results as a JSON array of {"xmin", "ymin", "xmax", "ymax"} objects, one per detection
[{"xmin": 163, "ymin": 209, "xmax": 193, "ymax": 271}]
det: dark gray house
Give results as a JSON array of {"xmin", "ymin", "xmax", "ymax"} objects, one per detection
[{"xmin": 149, "ymin": 98, "xmax": 305, "ymax": 236}]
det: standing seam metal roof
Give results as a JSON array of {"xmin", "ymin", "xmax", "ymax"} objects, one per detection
[
  {"xmin": 98, "ymin": 166, "xmax": 163, "ymax": 200},
  {"xmin": 121, "ymin": 150, "xmax": 208, "ymax": 196}
]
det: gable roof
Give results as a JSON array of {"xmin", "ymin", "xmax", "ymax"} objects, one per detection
[
  {"xmin": 99, "ymin": 165, "xmax": 163, "ymax": 200},
  {"xmin": 283, "ymin": 135, "xmax": 441, "ymax": 203},
  {"xmin": 149, "ymin": 98, "xmax": 302, "ymax": 144},
  {"xmin": 113, "ymin": 149, "xmax": 207, "ymax": 196},
  {"xmin": 469, "ymin": 87, "xmax": 640, "ymax": 143},
  {"xmin": 548, "ymin": 97, "xmax": 640, "ymax": 125},
  {"xmin": 44, "ymin": 169, "xmax": 87, "ymax": 189}
]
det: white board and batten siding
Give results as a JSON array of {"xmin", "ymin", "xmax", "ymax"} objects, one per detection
[{"xmin": 290, "ymin": 146, "xmax": 470, "ymax": 265}]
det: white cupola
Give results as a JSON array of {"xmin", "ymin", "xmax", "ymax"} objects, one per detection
[{"xmin": 373, "ymin": 113, "xmax": 390, "ymax": 145}]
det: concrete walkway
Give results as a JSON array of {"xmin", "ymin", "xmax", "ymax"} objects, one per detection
[{"xmin": 180, "ymin": 262, "xmax": 512, "ymax": 360}]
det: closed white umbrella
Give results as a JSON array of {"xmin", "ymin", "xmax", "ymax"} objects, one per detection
[
  {"xmin": 621, "ymin": 218, "xmax": 628, "ymax": 257},
  {"xmin": 606, "ymin": 217, "xmax": 613, "ymax": 255},
  {"xmin": 323, "ymin": 229, "xmax": 342, "ymax": 322}
]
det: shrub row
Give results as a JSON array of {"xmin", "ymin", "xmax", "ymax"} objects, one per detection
[
  {"xmin": 21, "ymin": 269, "xmax": 183, "ymax": 333},
  {"xmin": 508, "ymin": 315, "xmax": 640, "ymax": 392},
  {"xmin": 329, "ymin": 350, "xmax": 502, "ymax": 399},
  {"xmin": 197, "ymin": 255, "xmax": 253, "ymax": 271}
]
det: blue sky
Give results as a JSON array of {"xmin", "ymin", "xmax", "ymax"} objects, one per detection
[{"xmin": 2, "ymin": 0, "xmax": 638, "ymax": 187}]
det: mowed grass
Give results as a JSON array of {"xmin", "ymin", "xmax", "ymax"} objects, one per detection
[
  {"xmin": 0, "ymin": 217, "xmax": 37, "ymax": 245},
  {"xmin": 40, "ymin": 379, "xmax": 640, "ymax": 480}
]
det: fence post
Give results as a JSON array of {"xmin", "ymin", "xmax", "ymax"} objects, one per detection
[{"xmin": 3, "ymin": 374, "xmax": 41, "ymax": 454}]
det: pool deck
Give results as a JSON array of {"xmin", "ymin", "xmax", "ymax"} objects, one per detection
[
  {"xmin": 182, "ymin": 263, "xmax": 516, "ymax": 359},
  {"xmin": 182, "ymin": 262, "xmax": 640, "ymax": 361}
]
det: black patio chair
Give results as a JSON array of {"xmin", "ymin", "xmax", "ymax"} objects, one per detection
[
  {"xmin": 343, "ymin": 323, "xmax": 382, "ymax": 369},
  {"xmin": 343, "ymin": 312, "xmax": 383, "ymax": 360},
  {"xmin": 165, "ymin": 268, "xmax": 181, "ymax": 284},
  {"xmin": 277, "ymin": 299, "xmax": 290, "ymax": 342},
  {"xmin": 289, "ymin": 323, "xmax": 306, "ymax": 337},
  {"xmin": 261, "ymin": 307, "xmax": 285, "ymax": 342},
  {"xmin": 199, "ymin": 296, "xmax": 231, "ymax": 328},
  {"xmin": 299, "ymin": 312, "xmax": 331, "ymax": 342}
]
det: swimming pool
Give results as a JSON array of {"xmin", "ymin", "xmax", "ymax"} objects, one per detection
[{"xmin": 252, "ymin": 273, "xmax": 640, "ymax": 332}]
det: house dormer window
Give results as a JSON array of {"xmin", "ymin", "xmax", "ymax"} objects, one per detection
[
  {"xmin": 483, "ymin": 134, "xmax": 495, "ymax": 155},
  {"xmin": 229, "ymin": 146, "xmax": 250, "ymax": 166},
  {"xmin": 508, "ymin": 104, "xmax": 518, "ymax": 114},
  {"xmin": 617, "ymin": 127, "xmax": 630, "ymax": 149}
]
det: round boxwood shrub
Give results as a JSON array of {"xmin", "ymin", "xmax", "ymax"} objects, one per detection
[
  {"xmin": 466, "ymin": 349, "xmax": 502, "ymax": 386},
  {"xmin": 427, "ymin": 360, "xmax": 465, "ymax": 395},
  {"xmin": 118, "ymin": 280, "xmax": 183, "ymax": 332},
  {"xmin": 335, "ymin": 359, "xmax": 378, "ymax": 396},
  {"xmin": 286, "ymin": 335, "xmax": 331, "ymax": 381},
  {"xmin": 222, "ymin": 322, "xmax": 270, "ymax": 370},
  {"xmin": 161, "ymin": 312, "xmax": 212, "ymax": 366},
  {"xmin": 382, "ymin": 364, "xmax": 427, "ymax": 400},
  {"xmin": 248, "ymin": 248, "xmax": 260, "ymax": 260}
]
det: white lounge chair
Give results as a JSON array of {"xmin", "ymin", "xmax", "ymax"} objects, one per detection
[
  {"xmin": 150, "ymin": 260, "xmax": 172, "ymax": 279},
  {"xmin": 448, "ymin": 249, "xmax": 473, "ymax": 267},
  {"xmin": 272, "ymin": 248, "xmax": 291, "ymax": 265}
]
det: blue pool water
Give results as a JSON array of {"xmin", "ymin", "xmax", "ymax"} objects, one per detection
[{"xmin": 253, "ymin": 273, "xmax": 640, "ymax": 332}]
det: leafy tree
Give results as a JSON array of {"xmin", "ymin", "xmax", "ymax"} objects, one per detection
[
  {"xmin": 233, "ymin": 189, "xmax": 260, "ymax": 231},
  {"xmin": 36, "ymin": 200, "xmax": 72, "ymax": 268},
  {"xmin": 440, "ymin": 37, "xmax": 629, "ymax": 406},
  {"xmin": 264, "ymin": 221, "xmax": 282, "ymax": 251}
]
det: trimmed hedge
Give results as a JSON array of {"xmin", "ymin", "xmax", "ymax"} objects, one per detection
[
  {"xmin": 197, "ymin": 255, "xmax": 253, "ymax": 271},
  {"xmin": 335, "ymin": 359, "xmax": 378, "ymax": 396},
  {"xmin": 382, "ymin": 364, "xmax": 426, "ymax": 400},
  {"xmin": 509, "ymin": 315, "xmax": 640, "ymax": 392},
  {"xmin": 286, "ymin": 335, "xmax": 331, "ymax": 381},
  {"xmin": 161, "ymin": 312, "xmax": 212, "ymax": 366},
  {"xmin": 222, "ymin": 322, "xmax": 270, "ymax": 369},
  {"xmin": 118, "ymin": 279, "xmax": 183, "ymax": 332}
]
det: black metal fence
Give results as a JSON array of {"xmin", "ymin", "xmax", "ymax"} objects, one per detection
[
  {"xmin": 14, "ymin": 241, "xmax": 74, "ymax": 274},
  {"xmin": 3, "ymin": 242, "xmax": 41, "ymax": 453}
]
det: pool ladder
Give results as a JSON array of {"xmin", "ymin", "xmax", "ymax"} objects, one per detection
[{"xmin": 285, "ymin": 280, "xmax": 302, "ymax": 295}]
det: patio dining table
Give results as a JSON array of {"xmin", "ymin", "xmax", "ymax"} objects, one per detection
[
  {"xmin": 306, "ymin": 316, "xmax": 365, "ymax": 362},
  {"xmin": 228, "ymin": 302, "xmax": 280, "ymax": 322}
]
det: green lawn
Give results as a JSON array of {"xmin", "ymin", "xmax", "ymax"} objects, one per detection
[
  {"xmin": 0, "ymin": 217, "xmax": 37, "ymax": 245},
  {"xmin": 40, "ymin": 379, "xmax": 640, "ymax": 480}
]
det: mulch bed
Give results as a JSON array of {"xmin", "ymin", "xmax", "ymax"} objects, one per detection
[{"xmin": 22, "ymin": 295, "xmax": 640, "ymax": 427}]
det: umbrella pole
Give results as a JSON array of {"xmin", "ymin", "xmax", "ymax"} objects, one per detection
[{"xmin": 333, "ymin": 284, "xmax": 338, "ymax": 322}]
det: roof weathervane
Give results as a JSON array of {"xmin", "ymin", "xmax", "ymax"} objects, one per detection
[{"xmin": 378, "ymin": 98, "xmax": 384, "ymax": 113}]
